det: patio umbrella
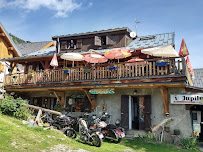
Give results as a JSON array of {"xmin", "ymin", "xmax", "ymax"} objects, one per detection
[
  {"xmin": 125, "ymin": 58, "xmax": 146, "ymax": 66},
  {"xmin": 83, "ymin": 54, "xmax": 108, "ymax": 80},
  {"xmin": 60, "ymin": 53, "xmax": 84, "ymax": 67},
  {"xmin": 127, "ymin": 58, "xmax": 144, "ymax": 62},
  {"xmin": 179, "ymin": 38, "xmax": 189, "ymax": 56},
  {"xmin": 83, "ymin": 54, "xmax": 108, "ymax": 63},
  {"xmin": 141, "ymin": 45, "xmax": 179, "ymax": 57},
  {"xmin": 104, "ymin": 48, "xmax": 131, "ymax": 78},
  {"xmin": 50, "ymin": 53, "xmax": 58, "ymax": 68},
  {"xmin": 104, "ymin": 48, "xmax": 131, "ymax": 60}
]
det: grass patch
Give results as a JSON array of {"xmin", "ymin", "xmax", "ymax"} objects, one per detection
[{"xmin": 0, "ymin": 113, "xmax": 201, "ymax": 152}]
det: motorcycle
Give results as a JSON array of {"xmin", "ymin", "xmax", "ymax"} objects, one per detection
[
  {"xmin": 42, "ymin": 112, "xmax": 77, "ymax": 139},
  {"xmin": 78, "ymin": 118, "xmax": 103, "ymax": 147},
  {"xmin": 89, "ymin": 112, "xmax": 125, "ymax": 143}
]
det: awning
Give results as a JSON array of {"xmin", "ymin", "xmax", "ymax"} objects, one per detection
[{"xmin": 141, "ymin": 45, "xmax": 179, "ymax": 57}]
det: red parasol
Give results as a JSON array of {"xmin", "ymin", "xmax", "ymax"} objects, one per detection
[
  {"xmin": 104, "ymin": 48, "xmax": 131, "ymax": 60},
  {"xmin": 50, "ymin": 53, "xmax": 58, "ymax": 67},
  {"xmin": 179, "ymin": 38, "xmax": 189, "ymax": 56},
  {"xmin": 83, "ymin": 54, "xmax": 108, "ymax": 63},
  {"xmin": 127, "ymin": 58, "xmax": 144, "ymax": 62}
]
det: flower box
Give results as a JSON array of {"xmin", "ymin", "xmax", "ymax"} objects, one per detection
[
  {"xmin": 109, "ymin": 66, "xmax": 117, "ymax": 70},
  {"xmin": 64, "ymin": 70, "xmax": 71, "ymax": 73},
  {"xmin": 84, "ymin": 69, "xmax": 91, "ymax": 73},
  {"xmin": 156, "ymin": 62, "xmax": 167, "ymax": 66}
]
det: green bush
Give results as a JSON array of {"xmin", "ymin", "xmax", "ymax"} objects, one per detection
[
  {"xmin": 14, "ymin": 106, "xmax": 30, "ymax": 120},
  {"xmin": 180, "ymin": 137, "xmax": 197, "ymax": 149},
  {"xmin": 136, "ymin": 132, "xmax": 156, "ymax": 141},
  {"xmin": 0, "ymin": 95, "xmax": 30, "ymax": 120}
]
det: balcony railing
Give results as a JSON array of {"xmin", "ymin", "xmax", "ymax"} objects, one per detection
[{"xmin": 4, "ymin": 58, "xmax": 186, "ymax": 86}]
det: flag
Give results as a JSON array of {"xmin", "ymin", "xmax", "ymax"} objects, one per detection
[
  {"xmin": 186, "ymin": 56, "xmax": 194, "ymax": 79},
  {"xmin": 179, "ymin": 38, "xmax": 189, "ymax": 56}
]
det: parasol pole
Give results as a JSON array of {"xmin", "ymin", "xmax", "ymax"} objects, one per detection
[{"xmin": 118, "ymin": 59, "xmax": 120, "ymax": 79}]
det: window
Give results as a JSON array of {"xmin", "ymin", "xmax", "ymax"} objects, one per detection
[
  {"xmin": 67, "ymin": 40, "xmax": 77, "ymax": 49},
  {"xmin": 101, "ymin": 36, "xmax": 106, "ymax": 45}
]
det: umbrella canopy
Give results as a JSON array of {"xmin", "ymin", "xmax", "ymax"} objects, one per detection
[
  {"xmin": 83, "ymin": 54, "xmax": 108, "ymax": 63},
  {"xmin": 104, "ymin": 48, "xmax": 131, "ymax": 59},
  {"xmin": 141, "ymin": 45, "xmax": 179, "ymax": 57},
  {"xmin": 179, "ymin": 38, "xmax": 189, "ymax": 56},
  {"xmin": 127, "ymin": 58, "xmax": 144, "ymax": 62},
  {"xmin": 50, "ymin": 53, "xmax": 58, "ymax": 67},
  {"xmin": 60, "ymin": 53, "xmax": 84, "ymax": 61}
]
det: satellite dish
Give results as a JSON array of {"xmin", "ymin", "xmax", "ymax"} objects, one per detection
[{"xmin": 130, "ymin": 31, "xmax": 137, "ymax": 38}]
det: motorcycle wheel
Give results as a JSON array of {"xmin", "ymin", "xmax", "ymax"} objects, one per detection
[
  {"xmin": 115, "ymin": 138, "xmax": 122, "ymax": 143},
  {"xmin": 91, "ymin": 134, "xmax": 102, "ymax": 147},
  {"xmin": 64, "ymin": 128, "xmax": 77, "ymax": 139}
]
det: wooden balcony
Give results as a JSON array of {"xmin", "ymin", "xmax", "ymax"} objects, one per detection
[{"xmin": 4, "ymin": 58, "xmax": 188, "ymax": 87}]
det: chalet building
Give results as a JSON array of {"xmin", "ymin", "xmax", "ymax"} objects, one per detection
[
  {"xmin": 0, "ymin": 22, "xmax": 21, "ymax": 98},
  {"xmin": 2, "ymin": 28, "xmax": 203, "ymax": 140}
]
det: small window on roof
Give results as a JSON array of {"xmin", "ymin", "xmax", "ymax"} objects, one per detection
[{"xmin": 140, "ymin": 36, "xmax": 155, "ymax": 41}]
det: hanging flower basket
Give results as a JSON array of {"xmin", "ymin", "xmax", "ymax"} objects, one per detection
[
  {"xmin": 84, "ymin": 68, "xmax": 91, "ymax": 73},
  {"xmin": 63, "ymin": 67, "xmax": 71, "ymax": 73},
  {"xmin": 156, "ymin": 59, "xmax": 168, "ymax": 66}
]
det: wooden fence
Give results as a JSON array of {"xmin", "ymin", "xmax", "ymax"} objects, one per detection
[{"xmin": 4, "ymin": 58, "xmax": 185, "ymax": 85}]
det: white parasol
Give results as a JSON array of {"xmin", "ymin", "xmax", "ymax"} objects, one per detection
[
  {"xmin": 60, "ymin": 53, "xmax": 84, "ymax": 67},
  {"xmin": 141, "ymin": 45, "xmax": 179, "ymax": 57}
]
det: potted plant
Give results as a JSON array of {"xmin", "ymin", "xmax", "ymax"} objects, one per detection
[
  {"xmin": 156, "ymin": 59, "xmax": 168, "ymax": 66},
  {"xmin": 63, "ymin": 67, "xmax": 71, "ymax": 73}
]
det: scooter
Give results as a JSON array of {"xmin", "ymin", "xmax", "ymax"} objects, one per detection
[
  {"xmin": 90, "ymin": 112, "xmax": 125, "ymax": 143},
  {"xmin": 78, "ymin": 118, "xmax": 103, "ymax": 147}
]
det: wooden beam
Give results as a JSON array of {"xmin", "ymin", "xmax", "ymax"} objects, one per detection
[
  {"xmin": 0, "ymin": 32, "xmax": 5, "ymax": 37},
  {"xmin": 53, "ymin": 91, "xmax": 61, "ymax": 104},
  {"xmin": 160, "ymin": 87, "xmax": 169, "ymax": 115},
  {"xmin": 40, "ymin": 61, "xmax": 45, "ymax": 69},
  {"xmin": 45, "ymin": 60, "xmax": 50, "ymax": 70},
  {"xmin": 83, "ymin": 89, "xmax": 95, "ymax": 110},
  {"xmin": 61, "ymin": 91, "xmax": 65, "ymax": 107},
  {"xmin": 8, "ymin": 47, "xmax": 14, "ymax": 51}
]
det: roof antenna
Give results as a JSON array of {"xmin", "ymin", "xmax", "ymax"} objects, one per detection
[
  {"xmin": 135, "ymin": 17, "xmax": 141, "ymax": 36},
  {"xmin": 130, "ymin": 17, "xmax": 141, "ymax": 39}
]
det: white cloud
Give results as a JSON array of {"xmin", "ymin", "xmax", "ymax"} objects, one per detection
[{"xmin": 1, "ymin": 0, "xmax": 81, "ymax": 18}]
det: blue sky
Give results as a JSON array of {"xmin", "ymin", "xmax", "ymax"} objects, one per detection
[{"xmin": 0, "ymin": 0, "xmax": 203, "ymax": 68}]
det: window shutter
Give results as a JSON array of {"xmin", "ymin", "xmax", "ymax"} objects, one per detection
[
  {"xmin": 106, "ymin": 35, "xmax": 114, "ymax": 45},
  {"xmin": 61, "ymin": 41, "xmax": 67, "ymax": 49},
  {"xmin": 94, "ymin": 36, "xmax": 101, "ymax": 46},
  {"xmin": 76, "ymin": 39, "xmax": 82, "ymax": 49}
]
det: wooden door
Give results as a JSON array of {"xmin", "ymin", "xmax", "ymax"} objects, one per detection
[
  {"xmin": 144, "ymin": 95, "xmax": 152, "ymax": 131},
  {"xmin": 121, "ymin": 95, "xmax": 129, "ymax": 129}
]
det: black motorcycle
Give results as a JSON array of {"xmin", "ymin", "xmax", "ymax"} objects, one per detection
[{"xmin": 42, "ymin": 112, "xmax": 77, "ymax": 139}]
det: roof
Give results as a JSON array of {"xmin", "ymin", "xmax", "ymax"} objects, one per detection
[
  {"xmin": 52, "ymin": 27, "xmax": 131, "ymax": 39},
  {"xmin": 16, "ymin": 41, "xmax": 54, "ymax": 55},
  {"xmin": 0, "ymin": 22, "xmax": 22, "ymax": 57},
  {"xmin": 126, "ymin": 32, "xmax": 175, "ymax": 50},
  {"xmin": 193, "ymin": 68, "xmax": 203, "ymax": 88}
]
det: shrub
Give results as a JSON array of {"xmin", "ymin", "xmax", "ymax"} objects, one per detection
[
  {"xmin": 137, "ymin": 132, "xmax": 156, "ymax": 141},
  {"xmin": 0, "ymin": 95, "xmax": 30, "ymax": 119},
  {"xmin": 180, "ymin": 137, "xmax": 197, "ymax": 149},
  {"xmin": 14, "ymin": 106, "xmax": 30, "ymax": 120}
]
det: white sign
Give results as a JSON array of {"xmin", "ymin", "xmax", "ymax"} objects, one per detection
[{"xmin": 170, "ymin": 94, "xmax": 203, "ymax": 105}]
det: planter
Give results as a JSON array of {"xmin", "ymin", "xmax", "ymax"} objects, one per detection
[
  {"xmin": 84, "ymin": 69, "xmax": 91, "ymax": 73},
  {"xmin": 109, "ymin": 66, "xmax": 117, "ymax": 70},
  {"xmin": 156, "ymin": 62, "xmax": 167, "ymax": 66},
  {"xmin": 64, "ymin": 70, "xmax": 71, "ymax": 73},
  {"xmin": 75, "ymin": 109, "xmax": 81, "ymax": 112}
]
